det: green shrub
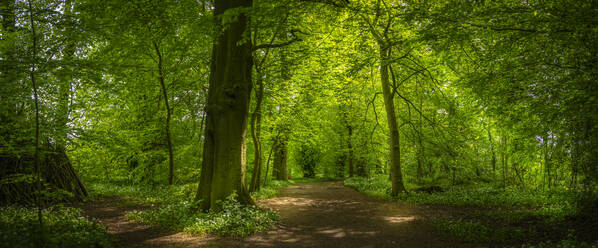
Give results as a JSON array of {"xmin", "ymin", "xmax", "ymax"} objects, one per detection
[
  {"xmin": 0, "ymin": 206, "xmax": 114, "ymax": 248},
  {"xmin": 126, "ymin": 194, "xmax": 278, "ymax": 237}
]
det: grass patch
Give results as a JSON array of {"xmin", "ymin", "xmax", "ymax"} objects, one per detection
[
  {"xmin": 100, "ymin": 180, "xmax": 293, "ymax": 237},
  {"xmin": 87, "ymin": 181, "xmax": 197, "ymax": 205},
  {"xmin": 344, "ymin": 175, "xmax": 590, "ymax": 246},
  {"xmin": 432, "ymin": 218, "xmax": 526, "ymax": 243},
  {"xmin": 519, "ymin": 239, "xmax": 598, "ymax": 248},
  {"xmin": 0, "ymin": 206, "xmax": 114, "ymax": 248},
  {"xmin": 345, "ymin": 175, "xmax": 577, "ymax": 219},
  {"xmin": 125, "ymin": 194, "xmax": 278, "ymax": 237},
  {"xmin": 251, "ymin": 180, "xmax": 295, "ymax": 200}
]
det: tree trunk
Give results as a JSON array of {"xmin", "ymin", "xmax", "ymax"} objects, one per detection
[
  {"xmin": 249, "ymin": 75, "xmax": 264, "ymax": 192},
  {"xmin": 27, "ymin": 1, "xmax": 44, "ymax": 241},
  {"xmin": 501, "ymin": 127, "xmax": 508, "ymax": 188},
  {"xmin": 379, "ymin": 43, "xmax": 406, "ymax": 196},
  {"xmin": 544, "ymin": 136, "xmax": 552, "ymax": 189},
  {"xmin": 195, "ymin": 0, "xmax": 254, "ymax": 211},
  {"xmin": 416, "ymin": 81, "xmax": 424, "ymax": 180},
  {"xmin": 262, "ymin": 139, "xmax": 276, "ymax": 186},
  {"xmin": 487, "ymin": 127, "xmax": 496, "ymax": 173},
  {"xmin": 153, "ymin": 41, "xmax": 175, "ymax": 185},
  {"xmin": 273, "ymin": 138, "xmax": 288, "ymax": 180},
  {"xmin": 344, "ymin": 113, "xmax": 354, "ymax": 178},
  {"xmin": 57, "ymin": 0, "xmax": 73, "ymax": 148}
]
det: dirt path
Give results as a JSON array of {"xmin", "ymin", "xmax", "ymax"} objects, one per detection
[{"xmin": 83, "ymin": 181, "xmax": 464, "ymax": 248}]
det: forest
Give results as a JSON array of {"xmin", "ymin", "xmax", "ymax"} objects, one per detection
[{"xmin": 1, "ymin": 0, "xmax": 597, "ymax": 247}]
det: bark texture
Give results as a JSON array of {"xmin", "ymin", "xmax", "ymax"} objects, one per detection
[{"xmin": 195, "ymin": 0, "xmax": 254, "ymax": 211}]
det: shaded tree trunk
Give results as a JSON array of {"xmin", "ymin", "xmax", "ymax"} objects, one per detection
[
  {"xmin": 195, "ymin": 0, "xmax": 254, "ymax": 211},
  {"xmin": 416, "ymin": 81, "xmax": 424, "ymax": 180},
  {"xmin": 487, "ymin": 127, "xmax": 496, "ymax": 173},
  {"xmin": 273, "ymin": 138, "xmax": 288, "ymax": 180},
  {"xmin": 57, "ymin": 0, "xmax": 72, "ymax": 147},
  {"xmin": 153, "ymin": 41, "xmax": 175, "ymax": 185},
  {"xmin": 343, "ymin": 112, "xmax": 354, "ymax": 177},
  {"xmin": 501, "ymin": 127, "xmax": 508, "ymax": 188},
  {"xmin": 249, "ymin": 74, "xmax": 264, "ymax": 192},
  {"xmin": 262, "ymin": 138, "xmax": 276, "ymax": 186}
]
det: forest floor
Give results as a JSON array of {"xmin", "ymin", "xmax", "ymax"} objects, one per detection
[{"xmin": 81, "ymin": 181, "xmax": 465, "ymax": 248}]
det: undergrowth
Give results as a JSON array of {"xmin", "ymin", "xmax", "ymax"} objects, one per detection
[
  {"xmin": 0, "ymin": 206, "xmax": 114, "ymax": 248},
  {"xmin": 125, "ymin": 194, "xmax": 278, "ymax": 237},
  {"xmin": 87, "ymin": 181, "xmax": 197, "ymax": 205},
  {"xmin": 92, "ymin": 180, "xmax": 292, "ymax": 237},
  {"xmin": 344, "ymin": 175, "xmax": 592, "ymax": 247},
  {"xmin": 251, "ymin": 180, "xmax": 295, "ymax": 200}
]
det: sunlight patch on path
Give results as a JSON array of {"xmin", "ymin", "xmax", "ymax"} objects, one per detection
[{"xmin": 383, "ymin": 216, "xmax": 416, "ymax": 224}]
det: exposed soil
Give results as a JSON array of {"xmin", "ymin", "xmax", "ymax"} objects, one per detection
[{"xmin": 81, "ymin": 181, "xmax": 466, "ymax": 248}]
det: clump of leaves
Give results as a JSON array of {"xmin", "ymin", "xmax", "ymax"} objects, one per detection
[
  {"xmin": 0, "ymin": 206, "xmax": 114, "ymax": 248},
  {"xmin": 126, "ymin": 193, "xmax": 278, "ymax": 237}
]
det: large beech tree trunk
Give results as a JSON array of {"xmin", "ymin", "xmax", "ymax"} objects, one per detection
[
  {"xmin": 195, "ymin": 0, "xmax": 254, "ymax": 211},
  {"xmin": 379, "ymin": 43, "xmax": 406, "ymax": 196}
]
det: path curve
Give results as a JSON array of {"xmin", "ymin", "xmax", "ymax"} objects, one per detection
[{"xmin": 83, "ymin": 181, "xmax": 464, "ymax": 247}]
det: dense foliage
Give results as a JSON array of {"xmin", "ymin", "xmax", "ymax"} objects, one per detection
[{"xmin": 1, "ymin": 0, "xmax": 597, "ymax": 246}]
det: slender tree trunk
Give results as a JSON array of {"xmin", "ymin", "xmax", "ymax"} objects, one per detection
[
  {"xmin": 195, "ymin": 0, "xmax": 254, "ymax": 211},
  {"xmin": 501, "ymin": 127, "xmax": 508, "ymax": 188},
  {"xmin": 379, "ymin": 43, "xmax": 406, "ymax": 196},
  {"xmin": 348, "ymin": 125, "xmax": 354, "ymax": 178},
  {"xmin": 153, "ymin": 41, "xmax": 175, "ymax": 185},
  {"xmin": 416, "ymin": 81, "xmax": 424, "ymax": 180},
  {"xmin": 273, "ymin": 138, "xmax": 288, "ymax": 180},
  {"xmin": 249, "ymin": 75, "xmax": 264, "ymax": 192},
  {"xmin": 544, "ymin": 136, "xmax": 552, "ymax": 189},
  {"xmin": 27, "ymin": 0, "xmax": 44, "ymax": 244},
  {"xmin": 487, "ymin": 127, "xmax": 496, "ymax": 173},
  {"xmin": 343, "ymin": 113, "xmax": 354, "ymax": 177},
  {"xmin": 57, "ymin": 0, "xmax": 73, "ymax": 147},
  {"xmin": 263, "ymin": 139, "xmax": 276, "ymax": 186}
]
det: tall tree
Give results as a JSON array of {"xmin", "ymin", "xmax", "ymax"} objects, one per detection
[
  {"xmin": 195, "ymin": 0, "xmax": 255, "ymax": 210},
  {"xmin": 360, "ymin": 1, "xmax": 407, "ymax": 195}
]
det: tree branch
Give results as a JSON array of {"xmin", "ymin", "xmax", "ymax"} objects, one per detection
[{"xmin": 253, "ymin": 30, "xmax": 303, "ymax": 50}]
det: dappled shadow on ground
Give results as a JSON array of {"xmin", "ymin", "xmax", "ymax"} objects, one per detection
[
  {"xmin": 81, "ymin": 183, "xmax": 465, "ymax": 248},
  {"xmin": 214, "ymin": 182, "xmax": 465, "ymax": 248},
  {"xmin": 79, "ymin": 197, "xmax": 217, "ymax": 248}
]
